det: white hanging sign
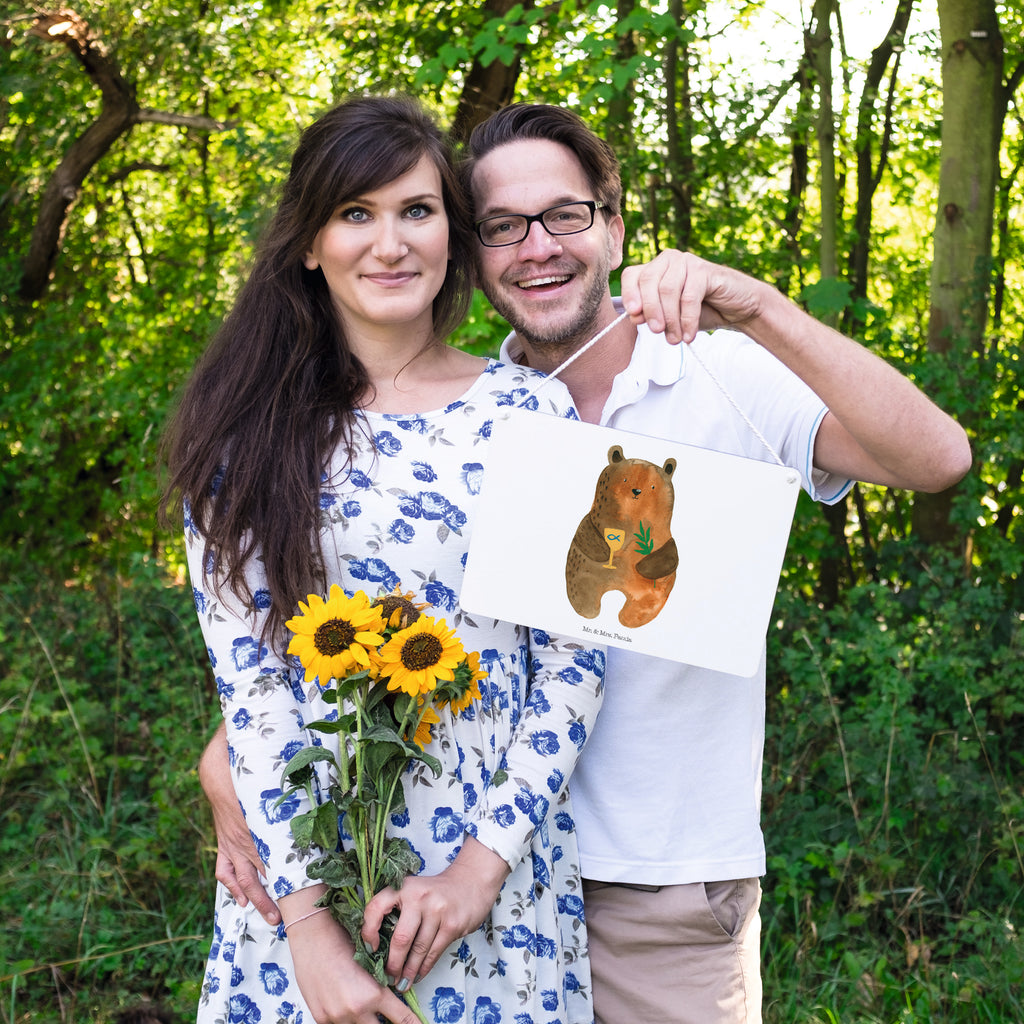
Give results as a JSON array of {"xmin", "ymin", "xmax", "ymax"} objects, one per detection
[{"xmin": 461, "ymin": 409, "xmax": 801, "ymax": 677}]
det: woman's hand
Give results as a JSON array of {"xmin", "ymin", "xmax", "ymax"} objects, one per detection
[
  {"xmin": 199, "ymin": 722, "xmax": 282, "ymax": 925},
  {"xmin": 361, "ymin": 836, "xmax": 511, "ymax": 991},
  {"xmin": 281, "ymin": 891, "xmax": 422, "ymax": 1024}
]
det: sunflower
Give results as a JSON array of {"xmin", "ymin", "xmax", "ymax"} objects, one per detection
[
  {"xmin": 372, "ymin": 585, "xmax": 428, "ymax": 630},
  {"xmin": 377, "ymin": 615, "xmax": 465, "ymax": 697},
  {"xmin": 408, "ymin": 701, "xmax": 441, "ymax": 749},
  {"xmin": 448, "ymin": 650, "xmax": 486, "ymax": 716},
  {"xmin": 285, "ymin": 584, "xmax": 387, "ymax": 683}
]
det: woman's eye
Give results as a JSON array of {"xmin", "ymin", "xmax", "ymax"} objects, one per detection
[
  {"xmin": 407, "ymin": 203, "xmax": 434, "ymax": 220},
  {"xmin": 340, "ymin": 207, "xmax": 369, "ymax": 223}
]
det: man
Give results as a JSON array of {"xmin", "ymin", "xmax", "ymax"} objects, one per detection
[{"xmin": 201, "ymin": 104, "xmax": 971, "ymax": 1023}]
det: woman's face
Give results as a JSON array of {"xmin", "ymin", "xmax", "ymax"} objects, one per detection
[{"xmin": 304, "ymin": 154, "xmax": 450, "ymax": 339}]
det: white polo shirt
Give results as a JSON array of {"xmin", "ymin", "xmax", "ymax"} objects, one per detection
[{"xmin": 500, "ymin": 308, "xmax": 851, "ymax": 884}]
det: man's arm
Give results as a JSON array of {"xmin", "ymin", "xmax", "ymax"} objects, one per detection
[
  {"xmin": 621, "ymin": 251, "xmax": 972, "ymax": 492},
  {"xmin": 198, "ymin": 722, "xmax": 282, "ymax": 925}
]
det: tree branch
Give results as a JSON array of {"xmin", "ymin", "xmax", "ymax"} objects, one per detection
[{"xmin": 18, "ymin": 8, "xmax": 236, "ymax": 301}]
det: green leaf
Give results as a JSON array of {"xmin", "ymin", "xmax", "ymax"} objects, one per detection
[
  {"xmin": 281, "ymin": 745, "xmax": 337, "ymax": 788},
  {"xmin": 311, "ymin": 801, "xmax": 341, "ymax": 850},
  {"xmin": 288, "ymin": 808, "xmax": 319, "ymax": 849}
]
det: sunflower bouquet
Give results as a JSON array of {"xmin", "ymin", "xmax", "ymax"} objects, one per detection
[{"xmin": 278, "ymin": 583, "xmax": 484, "ymax": 1018}]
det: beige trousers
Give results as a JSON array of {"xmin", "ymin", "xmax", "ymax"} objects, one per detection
[{"xmin": 581, "ymin": 878, "xmax": 762, "ymax": 1024}]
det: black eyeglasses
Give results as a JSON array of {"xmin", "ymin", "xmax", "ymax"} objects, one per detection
[{"xmin": 474, "ymin": 200, "xmax": 608, "ymax": 247}]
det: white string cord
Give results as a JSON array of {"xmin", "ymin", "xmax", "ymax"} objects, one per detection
[{"xmin": 516, "ymin": 312, "xmax": 786, "ymax": 467}]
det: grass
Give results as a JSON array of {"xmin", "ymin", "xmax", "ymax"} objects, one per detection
[{"xmin": 1, "ymin": 546, "xmax": 1021, "ymax": 1023}]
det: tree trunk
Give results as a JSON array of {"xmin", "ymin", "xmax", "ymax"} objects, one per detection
[
  {"xmin": 914, "ymin": 0, "xmax": 1003, "ymax": 545},
  {"xmin": 19, "ymin": 10, "xmax": 139, "ymax": 300},
  {"xmin": 450, "ymin": 0, "xmax": 534, "ymax": 144},
  {"xmin": 806, "ymin": 0, "xmax": 838, "ymax": 290},
  {"xmin": 664, "ymin": 0, "xmax": 693, "ymax": 249},
  {"xmin": 848, "ymin": 0, "xmax": 913, "ymax": 310}
]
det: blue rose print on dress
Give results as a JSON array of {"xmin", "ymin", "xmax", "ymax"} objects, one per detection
[
  {"xmin": 259, "ymin": 963, "xmax": 289, "ymax": 996},
  {"xmin": 227, "ymin": 993, "xmax": 261, "ymax": 1023},
  {"xmin": 528, "ymin": 730, "xmax": 560, "ymax": 757},
  {"xmin": 319, "ymin": 493, "xmax": 336, "ymax": 510},
  {"xmin": 272, "ymin": 877, "xmax": 293, "ymax": 897},
  {"xmin": 472, "ymin": 996, "xmax": 501, "ymax": 1024},
  {"xmin": 230, "ymin": 965, "xmax": 244, "ymax": 986},
  {"xmin": 545, "ymin": 768, "xmax": 564, "ymax": 794},
  {"xmin": 477, "ymin": 419, "xmax": 493, "ymax": 440},
  {"xmin": 526, "ymin": 690, "xmax": 551, "ymax": 714},
  {"xmin": 531, "ymin": 851, "xmax": 551, "ymax": 889},
  {"xmin": 431, "ymin": 987, "xmax": 466, "ymax": 1023},
  {"xmin": 375, "ymin": 431, "xmax": 403, "ymax": 456},
  {"xmin": 430, "ymin": 807, "xmax": 463, "ymax": 844},
  {"xmin": 573, "ymin": 647, "xmax": 605, "ymax": 674},
  {"xmin": 253, "ymin": 589, "xmax": 272, "ymax": 611},
  {"xmin": 395, "ymin": 415, "xmax": 430, "ymax": 434},
  {"xmin": 389, "ymin": 519, "xmax": 416, "ymax": 544},
  {"xmin": 558, "ymin": 666, "xmax": 584, "ymax": 685},
  {"xmin": 515, "ymin": 790, "xmax": 549, "ymax": 825},
  {"xmin": 554, "ymin": 811, "xmax": 574, "ymax": 832},
  {"xmin": 259, "ymin": 788, "xmax": 299, "ymax": 824},
  {"xmin": 557, "ymin": 893, "xmax": 585, "ymax": 923},
  {"xmin": 492, "ymin": 804, "xmax": 516, "ymax": 828},
  {"xmin": 348, "ymin": 468, "xmax": 375, "ymax": 489},
  {"xmin": 534, "ymin": 934, "xmax": 557, "ymax": 959},
  {"xmin": 279, "ymin": 739, "xmax": 304, "ymax": 762},
  {"xmin": 412, "ymin": 461, "xmax": 437, "ymax": 482},
  {"xmin": 193, "ymin": 587, "xmax": 208, "ymax": 614},
  {"xmin": 501, "ymin": 924, "xmax": 535, "ymax": 952},
  {"xmin": 231, "ymin": 636, "xmax": 265, "ymax": 672},
  {"xmin": 541, "ymin": 988, "xmax": 559, "ymax": 1011},
  {"xmin": 347, "ymin": 557, "xmax": 400, "ymax": 591},
  {"xmin": 424, "ymin": 579, "xmax": 458, "ymax": 612},
  {"xmin": 232, "ymin": 708, "xmax": 251, "ymax": 730},
  {"xmin": 342, "ymin": 499, "xmax": 362, "ymax": 517},
  {"xmin": 568, "ymin": 721, "xmax": 587, "ymax": 750}
]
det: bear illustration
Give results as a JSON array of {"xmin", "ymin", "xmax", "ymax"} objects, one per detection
[{"xmin": 565, "ymin": 446, "xmax": 678, "ymax": 628}]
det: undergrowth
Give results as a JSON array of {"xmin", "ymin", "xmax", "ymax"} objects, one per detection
[{"xmin": 1, "ymin": 532, "xmax": 1020, "ymax": 1023}]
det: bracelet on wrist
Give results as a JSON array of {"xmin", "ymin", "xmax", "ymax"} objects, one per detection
[{"xmin": 283, "ymin": 906, "xmax": 329, "ymax": 932}]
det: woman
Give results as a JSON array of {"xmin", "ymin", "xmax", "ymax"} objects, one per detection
[{"xmin": 162, "ymin": 96, "xmax": 605, "ymax": 1024}]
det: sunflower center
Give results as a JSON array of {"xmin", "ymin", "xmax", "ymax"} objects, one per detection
[
  {"xmin": 314, "ymin": 618, "xmax": 357, "ymax": 655},
  {"xmin": 400, "ymin": 633, "xmax": 444, "ymax": 671},
  {"xmin": 376, "ymin": 595, "xmax": 421, "ymax": 629}
]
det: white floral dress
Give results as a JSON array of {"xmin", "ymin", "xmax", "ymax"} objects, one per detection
[{"xmin": 189, "ymin": 360, "xmax": 605, "ymax": 1024}]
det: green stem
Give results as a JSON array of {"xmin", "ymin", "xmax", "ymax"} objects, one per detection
[
  {"xmin": 401, "ymin": 985, "xmax": 430, "ymax": 1024},
  {"xmin": 351, "ymin": 683, "xmax": 374, "ymax": 903}
]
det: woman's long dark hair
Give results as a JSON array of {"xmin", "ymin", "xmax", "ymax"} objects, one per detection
[{"xmin": 161, "ymin": 96, "xmax": 475, "ymax": 648}]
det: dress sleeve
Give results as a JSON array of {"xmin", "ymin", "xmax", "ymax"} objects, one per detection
[
  {"xmin": 465, "ymin": 631, "xmax": 605, "ymax": 870},
  {"xmin": 185, "ymin": 509, "xmax": 326, "ymax": 898}
]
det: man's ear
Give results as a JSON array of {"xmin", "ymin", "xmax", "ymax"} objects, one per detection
[{"xmin": 607, "ymin": 212, "xmax": 625, "ymax": 271}]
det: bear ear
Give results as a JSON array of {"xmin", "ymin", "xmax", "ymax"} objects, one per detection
[
  {"xmin": 663, "ymin": 458, "xmax": 677, "ymax": 476},
  {"xmin": 608, "ymin": 445, "xmax": 625, "ymax": 465}
]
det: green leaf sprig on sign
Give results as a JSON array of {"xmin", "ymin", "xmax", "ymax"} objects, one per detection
[{"xmin": 279, "ymin": 584, "xmax": 486, "ymax": 1022}]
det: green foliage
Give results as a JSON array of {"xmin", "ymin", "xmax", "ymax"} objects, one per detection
[
  {"xmin": 1, "ymin": 0, "xmax": 1022, "ymax": 1019},
  {"xmin": 762, "ymin": 538, "xmax": 1024, "ymax": 1023},
  {"xmin": 0, "ymin": 553, "xmax": 216, "ymax": 1021}
]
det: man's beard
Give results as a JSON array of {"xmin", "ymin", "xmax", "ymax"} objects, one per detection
[{"xmin": 481, "ymin": 261, "xmax": 611, "ymax": 357}]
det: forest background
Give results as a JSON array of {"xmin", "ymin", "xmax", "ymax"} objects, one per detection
[{"xmin": 1, "ymin": 0, "xmax": 1021, "ymax": 1021}]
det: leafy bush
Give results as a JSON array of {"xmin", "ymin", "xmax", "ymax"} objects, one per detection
[
  {"xmin": 0, "ymin": 553, "xmax": 217, "ymax": 1022},
  {"xmin": 761, "ymin": 531, "xmax": 1024, "ymax": 1023}
]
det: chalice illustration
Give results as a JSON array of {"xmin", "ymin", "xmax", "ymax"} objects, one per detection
[{"xmin": 603, "ymin": 527, "xmax": 625, "ymax": 568}]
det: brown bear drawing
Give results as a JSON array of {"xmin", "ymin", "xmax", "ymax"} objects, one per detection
[{"xmin": 565, "ymin": 446, "xmax": 679, "ymax": 628}]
